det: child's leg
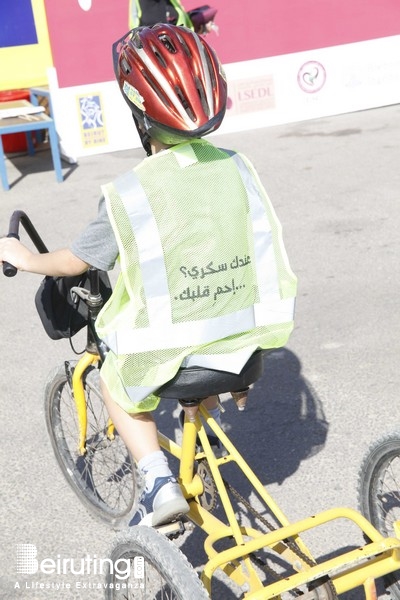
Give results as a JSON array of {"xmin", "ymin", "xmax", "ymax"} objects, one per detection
[
  {"xmin": 202, "ymin": 395, "xmax": 222, "ymax": 430},
  {"xmin": 100, "ymin": 379, "xmax": 160, "ymax": 462},
  {"xmin": 203, "ymin": 395, "xmax": 219, "ymax": 411},
  {"xmin": 100, "ymin": 378, "xmax": 189, "ymax": 526},
  {"xmin": 179, "ymin": 396, "xmax": 221, "ymax": 427}
]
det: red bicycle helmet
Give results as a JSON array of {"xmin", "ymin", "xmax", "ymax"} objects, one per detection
[{"xmin": 112, "ymin": 24, "xmax": 227, "ymax": 152}]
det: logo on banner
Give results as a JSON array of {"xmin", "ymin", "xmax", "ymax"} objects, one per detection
[
  {"xmin": 227, "ymin": 75, "xmax": 275, "ymax": 115},
  {"xmin": 297, "ymin": 61, "xmax": 326, "ymax": 93},
  {"xmin": 78, "ymin": 94, "xmax": 108, "ymax": 149}
]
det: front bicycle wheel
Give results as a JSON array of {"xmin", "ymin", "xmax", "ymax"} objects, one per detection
[
  {"xmin": 105, "ymin": 526, "xmax": 210, "ymax": 599},
  {"xmin": 44, "ymin": 363, "xmax": 137, "ymax": 527},
  {"xmin": 358, "ymin": 430, "xmax": 400, "ymax": 598}
]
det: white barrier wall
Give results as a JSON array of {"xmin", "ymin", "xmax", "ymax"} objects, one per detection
[{"xmin": 48, "ymin": 34, "xmax": 400, "ymax": 163}]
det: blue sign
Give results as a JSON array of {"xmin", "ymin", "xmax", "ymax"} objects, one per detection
[{"xmin": 0, "ymin": 0, "xmax": 38, "ymax": 48}]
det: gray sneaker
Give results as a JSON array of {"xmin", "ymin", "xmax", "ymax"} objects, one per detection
[{"xmin": 129, "ymin": 476, "xmax": 189, "ymax": 527}]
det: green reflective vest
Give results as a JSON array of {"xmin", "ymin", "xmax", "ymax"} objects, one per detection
[{"xmin": 96, "ymin": 139, "xmax": 297, "ymax": 412}]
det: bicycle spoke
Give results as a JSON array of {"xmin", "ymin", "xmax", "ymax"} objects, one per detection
[{"xmin": 45, "ymin": 365, "xmax": 136, "ymax": 525}]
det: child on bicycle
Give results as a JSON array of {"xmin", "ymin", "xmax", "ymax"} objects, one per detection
[
  {"xmin": 0, "ymin": 24, "xmax": 296, "ymax": 527},
  {"xmin": 129, "ymin": 0, "xmax": 192, "ymax": 29},
  {"xmin": 129, "ymin": 0, "xmax": 217, "ymax": 34}
]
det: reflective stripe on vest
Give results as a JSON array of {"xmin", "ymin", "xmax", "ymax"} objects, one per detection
[
  {"xmin": 230, "ymin": 152, "xmax": 294, "ymax": 325},
  {"xmin": 101, "ymin": 154, "xmax": 294, "ymax": 355}
]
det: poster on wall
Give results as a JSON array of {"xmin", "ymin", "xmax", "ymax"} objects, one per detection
[
  {"xmin": 0, "ymin": 0, "xmax": 53, "ymax": 91},
  {"xmin": 78, "ymin": 93, "xmax": 108, "ymax": 149},
  {"xmin": 0, "ymin": 0, "xmax": 38, "ymax": 47}
]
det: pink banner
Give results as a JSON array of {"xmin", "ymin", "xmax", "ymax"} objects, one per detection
[
  {"xmin": 43, "ymin": 0, "xmax": 126, "ymax": 87},
  {"xmin": 202, "ymin": 0, "xmax": 400, "ymax": 64},
  {"xmin": 44, "ymin": 0, "xmax": 400, "ymax": 88}
]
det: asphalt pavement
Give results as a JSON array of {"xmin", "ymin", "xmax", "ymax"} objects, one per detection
[{"xmin": 1, "ymin": 103, "xmax": 400, "ymax": 599}]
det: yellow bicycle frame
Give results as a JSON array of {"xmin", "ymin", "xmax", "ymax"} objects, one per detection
[
  {"xmin": 162, "ymin": 404, "xmax": 400, "ymax": 599},
  {"xmin": 71, "ymin": 354, "xmax": 400, "ymax": 599}
]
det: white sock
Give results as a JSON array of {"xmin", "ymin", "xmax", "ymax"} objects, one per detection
[{"xmin": 138, "ymin": 450, "xmax": 173, "ymax": 492}]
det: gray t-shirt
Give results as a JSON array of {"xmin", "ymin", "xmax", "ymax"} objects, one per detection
[{"xmin": 70, "ymin": 197, "xmax": 118, "ymax": 271}]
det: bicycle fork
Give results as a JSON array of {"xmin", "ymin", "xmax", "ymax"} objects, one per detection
[{"xmin": 66, "ymin": 352, "xmax": 103, "ymax": 455}]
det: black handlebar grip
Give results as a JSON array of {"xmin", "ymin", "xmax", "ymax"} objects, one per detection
[
  {"xmin": 88, "ymin": 266, "xmax": 100, "ymax": 296},
  {"xmin": 2, "ymin": 233, "xmax": 19, "ymax": 277},
  {"xmin": 3, "ymin": 210, "xmax": 48, "ymax": 277}
]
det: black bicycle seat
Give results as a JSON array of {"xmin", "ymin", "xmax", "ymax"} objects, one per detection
[{"xmin": 157, "ymin": 350, "xmax": 267, "ymax": 400}]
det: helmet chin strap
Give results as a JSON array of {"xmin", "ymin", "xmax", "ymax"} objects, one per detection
[
  {"xmin": 132, "ymin": 114, "xmax": 152, "ymax": 156},
  {"xmin": 142, "ymin": 132, "xmax": 152, "ymax": 157}
]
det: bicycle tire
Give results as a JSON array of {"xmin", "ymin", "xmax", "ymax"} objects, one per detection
[
  {"xmin": 358, "ymin": 430, "xmax": 400, "ymax": 598},
  {"xmin": 44, "ymin": 363, "xmax": 137, "ymax": 527},
  {"xmin": 105, "ymin": 526, "xmax": 210, "ymax": 599}
]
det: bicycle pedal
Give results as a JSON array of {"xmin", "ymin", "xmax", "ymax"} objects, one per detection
[{"xmin": 156, "ymin": 518, "xmax": 187, "ymax": 539}]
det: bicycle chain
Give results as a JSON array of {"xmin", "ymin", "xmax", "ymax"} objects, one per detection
[
  {"xmin": 222, "ymin": 478, "xmax": 337, "ymax": 598},
  {"xmin": 223, "ymin": 478, "xmax": 315, "ymax": 564},
  {"xmin": 193, "ymin": 461, "xmax": 335, "ymax": 597},
  {"xmin": 195, "ymin": 462, "xmax": 316, "ymax": 579}
]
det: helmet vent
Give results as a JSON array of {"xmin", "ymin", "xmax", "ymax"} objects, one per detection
[
  {"xmin": 158, "ymin": 34, "xmax": 177, "ymax": 54},
  {"xmin": 121, "ymin": 56, "xmax": 131, "ymax": 75},
  {"xmin": 131, "ymin": 31, "xmax": 143, "ymax": 49},
  {"xmin": 175, "ymin": 86, "xmax": 195, "ymax": 122},
  {"xmin": 204, "ymin": 51, "xmax": 216, "ymax": 88},
  {"xmin": 152, "ymin": 46, "xmax": 167, "ymax": 68},
  {"xmin": 142, "ymin": 70, "xmax": 169, "ymax": 107},
  {"xmin": 194, "ymin": 77, "xmax": 209, "ymax": 117},
  {"xmin": 176, "ymin": 32, "xmax": 192, "ymax": 57}
]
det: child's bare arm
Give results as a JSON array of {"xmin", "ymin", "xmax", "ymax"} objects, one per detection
[{"xmin": 0, "ymin": 237, "xmax": 90, "ymax": 277}]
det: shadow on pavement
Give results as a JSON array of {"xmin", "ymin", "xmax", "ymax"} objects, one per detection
[{"xmin": 243, "ymin": 348, "xmax": 329, "ymax": 485}]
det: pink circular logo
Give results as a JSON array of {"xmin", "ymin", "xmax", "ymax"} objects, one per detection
[{"xmin": 297, "ymin": 61, "xmax": 326, "ymax": 93}]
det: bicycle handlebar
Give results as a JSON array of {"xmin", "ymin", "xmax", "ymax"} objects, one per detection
[{"xmin": 3, "ymin": 210, "xmax": 49, "ymax": 277}]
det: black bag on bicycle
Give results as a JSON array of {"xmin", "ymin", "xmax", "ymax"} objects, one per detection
[{"xmin": 35, "ymin": 271, "xmax": 112, "ymax": 340}]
